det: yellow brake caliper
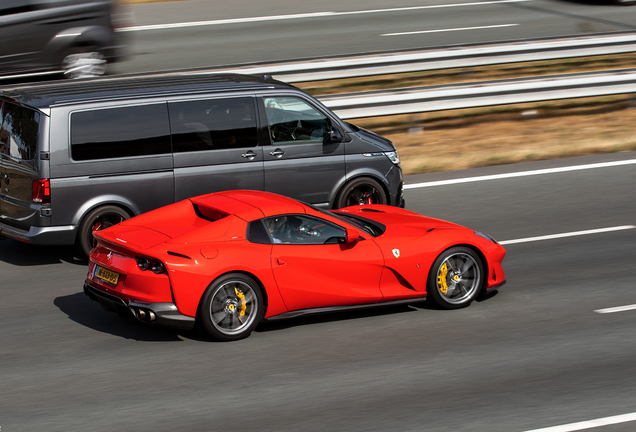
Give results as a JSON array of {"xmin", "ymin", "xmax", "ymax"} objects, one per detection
[
  {"xmin": 437, "ymin": 262, "xmax": 449, "ymax": 295},
  {"xmin": 235, "ymin": 286, "xmax": 246, "ymax": 322}
]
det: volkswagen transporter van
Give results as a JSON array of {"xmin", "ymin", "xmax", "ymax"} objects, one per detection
[{"xmin": 0, "ymin": 73, "xmax": 404, "ymax": 256}]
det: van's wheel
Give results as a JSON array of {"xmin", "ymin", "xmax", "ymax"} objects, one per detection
[
  {"xmin": 199, "ymin": 273, "xmax": 264, "ymax": 341},
  {"xmin": 336, "ymin": 177, "xmax": 387, "ymax": 208},
  {"xmin": 61, "ymin": 47, "xmax": 107, "ymax": 79},
  {"xmin": 77, "ymin": 206, "xmax": 130, "ymax": 257}
]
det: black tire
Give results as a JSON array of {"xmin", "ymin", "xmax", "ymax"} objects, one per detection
[
  {"xmin": 77, "ymin": 205, "xmax": 130, "ymax": 257},
  {"xmin": 427, "ymin": 247, "xmax": 484, "ymax": 310},
  {"xmin": 615, "ymin": 0, "xmax": 636, "ymax": 5},
  {"xmin": 199, "ymin": 273, "xmax": 264, "ymax": 342},
  {"xmin": 335, "ymin": 177, "xmax": 387, "ymax": 208}
]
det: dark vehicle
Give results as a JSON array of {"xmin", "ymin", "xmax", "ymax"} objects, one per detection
[
  {"xmin": 0, "ymin": 73, "xmax": 404, "ymax": 256},
  {"xmin": 0, "ymin": 0, "xmax": 129, "ymax": 80}
]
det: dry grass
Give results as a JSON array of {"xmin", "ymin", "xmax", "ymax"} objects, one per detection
[
  {"xmin": 350, "ymin": 95, "xmax": 636, "ymax": 175},
  {"xmin": 293, "ymin": 55, "xmax": 636, "ymax": 174}
]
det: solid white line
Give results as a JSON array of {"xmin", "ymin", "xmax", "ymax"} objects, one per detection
[
  {"xmin": 521, "ymin": 412, "xmax": 636, "ymax": 432},
  {"xmin": 594, "ymin": 304, "xmax": 636, "ymax": 314},
  {"xmin": 120, "ymin": 0, "xmax": 533, "ymax": 32},
  {"xmin": 382, "ymin": 24, "xmax": 518, "ymax": 37},
  {"xmin": 404, "ymin": 159, "xmax": 636, "ymax": 189},
  {"xmin": 499, "ymin": 226, "xmax": 636, "ymax": 245}
]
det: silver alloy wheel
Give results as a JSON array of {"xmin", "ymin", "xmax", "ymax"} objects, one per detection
[
  {"xmin": 62, "ymin": 51, "xmax": 107, "ymax": 79},
  {"xmin": 434, "ymin": 252, "xmax": 481, "ymax": 305},
  {"xmin": 208, "ymin": 280, "xmax": 259, "ymax": 336}
]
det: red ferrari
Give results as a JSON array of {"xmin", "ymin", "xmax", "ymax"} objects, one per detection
[{"xmin": 84, "ymin": 190, "xmax": 506, "ymax": 341}]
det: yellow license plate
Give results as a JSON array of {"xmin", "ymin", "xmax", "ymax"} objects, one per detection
[{"xmin": 95, "ymin": 266, "xmax": 119, "ymax": 285}]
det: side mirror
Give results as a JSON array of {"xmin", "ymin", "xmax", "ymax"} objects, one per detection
[
  {"xmin": 327, "ymin": 127, "xmax": 345, "ymax": 143},
  {"xmin": 344, "ymin": 228, "xmax": 361, "ymax": 244}
]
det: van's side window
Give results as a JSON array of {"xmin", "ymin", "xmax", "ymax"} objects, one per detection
[
  {"xmin": 169, "ymin": 97, "xmax": 258, "ymax": 152},
  {"xmin": 71, "ymin": 104, "xmax": 171, "ymax": 161},
  {"xmin": 0, "ymin": 101, "xmax": 40, "ymax": 161},
  {"xmin": 262, "ymin": 97, "xmax": 331, "ymax": 144}
]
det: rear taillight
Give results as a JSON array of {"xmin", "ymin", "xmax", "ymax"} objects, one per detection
[
  {"xmin": 135, "ymin": 257, "xmax": 167, "ymax": 275},
  {"xmin": 32, "ymin": 179, "xmax": 50, "ymax": 203}
]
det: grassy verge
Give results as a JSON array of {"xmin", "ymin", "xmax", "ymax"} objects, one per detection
[
  {"xmin": 294, "ymin": 54, "xmax": 636, "ymax": 174},
  {"xmin": 344, "ymin": 95, "xmax": 636, "ymax": 175}
]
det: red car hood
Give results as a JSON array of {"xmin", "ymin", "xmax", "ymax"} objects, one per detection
[{"xmin": 336, "ymin": 205, "xmax": 465, "ymax": 235}]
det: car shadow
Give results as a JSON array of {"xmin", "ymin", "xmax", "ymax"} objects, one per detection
[
  {"xmin": 255, "ymin": 300, "xmax": 435, "ymax": 334},
  {"xmin": 54, "ymin": 292, "xmax": 210, "ymax": 342},
  {"xmin": 0, "ymin": 239, "xmax": 86, "ymax": 266}
]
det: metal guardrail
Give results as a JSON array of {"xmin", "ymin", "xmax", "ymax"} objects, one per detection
[
  {"xmin": 321, "ymin": 69, "xmax": 636, "ymax": 119},
  {"xmin": 202, "ymin": 32, "xmax": 636, "ymax": 82}
]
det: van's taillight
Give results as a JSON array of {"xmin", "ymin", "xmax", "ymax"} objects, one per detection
[{"xmin": 32, "ymin": 179, "xmax": 50, "ymax": 203}]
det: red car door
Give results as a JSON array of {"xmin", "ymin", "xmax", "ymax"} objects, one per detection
[{"xmin": 267, "ymin": 215, "xmax": 385, "ymax": 311}]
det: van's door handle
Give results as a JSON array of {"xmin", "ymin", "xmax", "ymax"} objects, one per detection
[
  {"xmin": 241, "ymin": 150, "xmax": 257, "ymax": 160},
  {"xmin": 269, "ymin": 149, "xmax": 285, "ymax": 158}
]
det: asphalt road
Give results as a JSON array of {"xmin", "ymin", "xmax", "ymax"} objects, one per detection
[
  {"xmin": 114, "ymin": 0, "xmax": 636, "ymax": 75},
  {"xmin": 2, "ymin": 151, "xmax": 635, "ymax": 431}
]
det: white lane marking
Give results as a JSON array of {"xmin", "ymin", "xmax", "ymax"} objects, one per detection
[
  {"xmin": 382, "ymin": 24, "xmax": 518, "ymax": 37},
  {"xmin": 595, "ymin": 304, "xmax": 636, "ymax": 314},
  {"xmin": 499, "ymin": 226, "xmax": 636, "ymax": 245},
  {"xmin": 404, "ymin": 159, "xmax": 636, "ymax": 189},
  {"xmin": 120, "ymin": 0, "xmax": 533, "ymax": 32},
  {"xmin": 521, "ymin": 411, "xmax": 636, "ymax": 432}
]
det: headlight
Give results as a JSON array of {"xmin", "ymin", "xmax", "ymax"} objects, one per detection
[
  {"xmin": 474, "ymin": 231, "xmax": 499, "ymax": 244},
  {"xmin": 384, "ymin": 151, "xmax": 400, "ymax": 165}
]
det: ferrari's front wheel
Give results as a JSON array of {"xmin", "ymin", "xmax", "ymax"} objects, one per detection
[
  {"xmin": 428, "ymin": 247, "xmax": 484, "ymax": 309},
  {"xmin": 200, "ymin": 273, "xmax": 264, "ymax": 341}
]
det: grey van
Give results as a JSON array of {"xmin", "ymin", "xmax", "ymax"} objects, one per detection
[
  {"xmin": 0, "ymin": 73, "xmax": 404, "ymax": 256},
  {"xmin": 0, "ymin": 0, "xmax": 128, "ymax": 79}
]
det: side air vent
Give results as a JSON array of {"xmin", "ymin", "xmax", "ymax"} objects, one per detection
[{"xmin": 167, "ymin": 251, "xmax": 191, "ymax": 259}]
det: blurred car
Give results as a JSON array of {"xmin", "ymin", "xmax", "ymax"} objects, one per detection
[
  {"xmin": 0, "ymin": 0, "xmax": 130, "ymax": 80},
  {"xmin": 84, "ymin": 190, "xmax": 507, "ymax": 341}
]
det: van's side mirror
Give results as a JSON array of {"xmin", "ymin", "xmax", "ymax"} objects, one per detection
[{"xmin": 327, "ymin": 127, "xmax": 345, "ymax": 143}]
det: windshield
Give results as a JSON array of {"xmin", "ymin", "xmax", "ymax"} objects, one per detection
[{"xmin": 305, "ymin": 202, "xmax": 385, "ymax": 237}]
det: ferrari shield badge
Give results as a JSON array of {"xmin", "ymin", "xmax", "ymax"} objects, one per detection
[{"xmin": 392, "ymin": 248, "xmax": 400, "ymax": 258}]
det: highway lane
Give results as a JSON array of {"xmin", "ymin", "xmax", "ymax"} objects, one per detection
[
  {"xmin": 1, "ymin": 151, "xmax": 636, "ymax": 431},
  {"xmin": 115, "ymin": 0, "xmax": 636, "ymax": 75}
]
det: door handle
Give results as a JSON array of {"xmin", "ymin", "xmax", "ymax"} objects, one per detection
[
  {"xmin": 269, "ymin": 149, "xmax": 285, "ymax": 158},
  {"xmin": 241, "ymin": 150, "xmax": 257, "ymax": 160},
  {"xmin": 277, "ymin": 258, "xmax": 286, "ymax": 265}
]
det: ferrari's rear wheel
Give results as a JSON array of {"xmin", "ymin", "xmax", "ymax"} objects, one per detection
[
  {"xmin": 427, "ymin": 247, "xmax": 483, "ymax": 309},
  {"xmin": 200, "ymin": 273, "xmax": 264, "ymax": 341}
]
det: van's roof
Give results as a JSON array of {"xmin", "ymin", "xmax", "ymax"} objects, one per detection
[{"xmin": 0, "ymin": 73, "xmax": 294, "ymax": 110}]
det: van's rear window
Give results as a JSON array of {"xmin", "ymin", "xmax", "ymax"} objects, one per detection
[
  {"xmin": 71, "ymin": 104, "xmax": 171, "ymax": 161},
  {"xmin": 0, "ymin": 100, "xmax": 40, "ymax": 161}
]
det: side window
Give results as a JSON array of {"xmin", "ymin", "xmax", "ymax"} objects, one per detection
[
  {"xmin": 71, "ymin": 104, "xmax": 171, "ymax": 161},
  {"xmin": 262, "ymin": 215, "xmax": 346, "ymax": 245},
  {"xmin": 262, "ymin": 96, "xmax": 331, "ymax": 144},
  {"xmin": 0, "ymin": 100, "xmax": 40, "ymax": 161},
  {"xmin": 169, "ymin": 97, "xmax": 258, "ymax": 152}
]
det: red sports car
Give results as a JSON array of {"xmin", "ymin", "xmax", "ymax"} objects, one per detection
[{"xmin": 84, "ymin": 190, "xmax": 506, "ymax": 341}]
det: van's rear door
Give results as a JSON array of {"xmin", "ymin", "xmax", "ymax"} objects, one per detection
[{"xmin": 0, "ymin": 100, "xmax": 45, "ymax": 232}]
